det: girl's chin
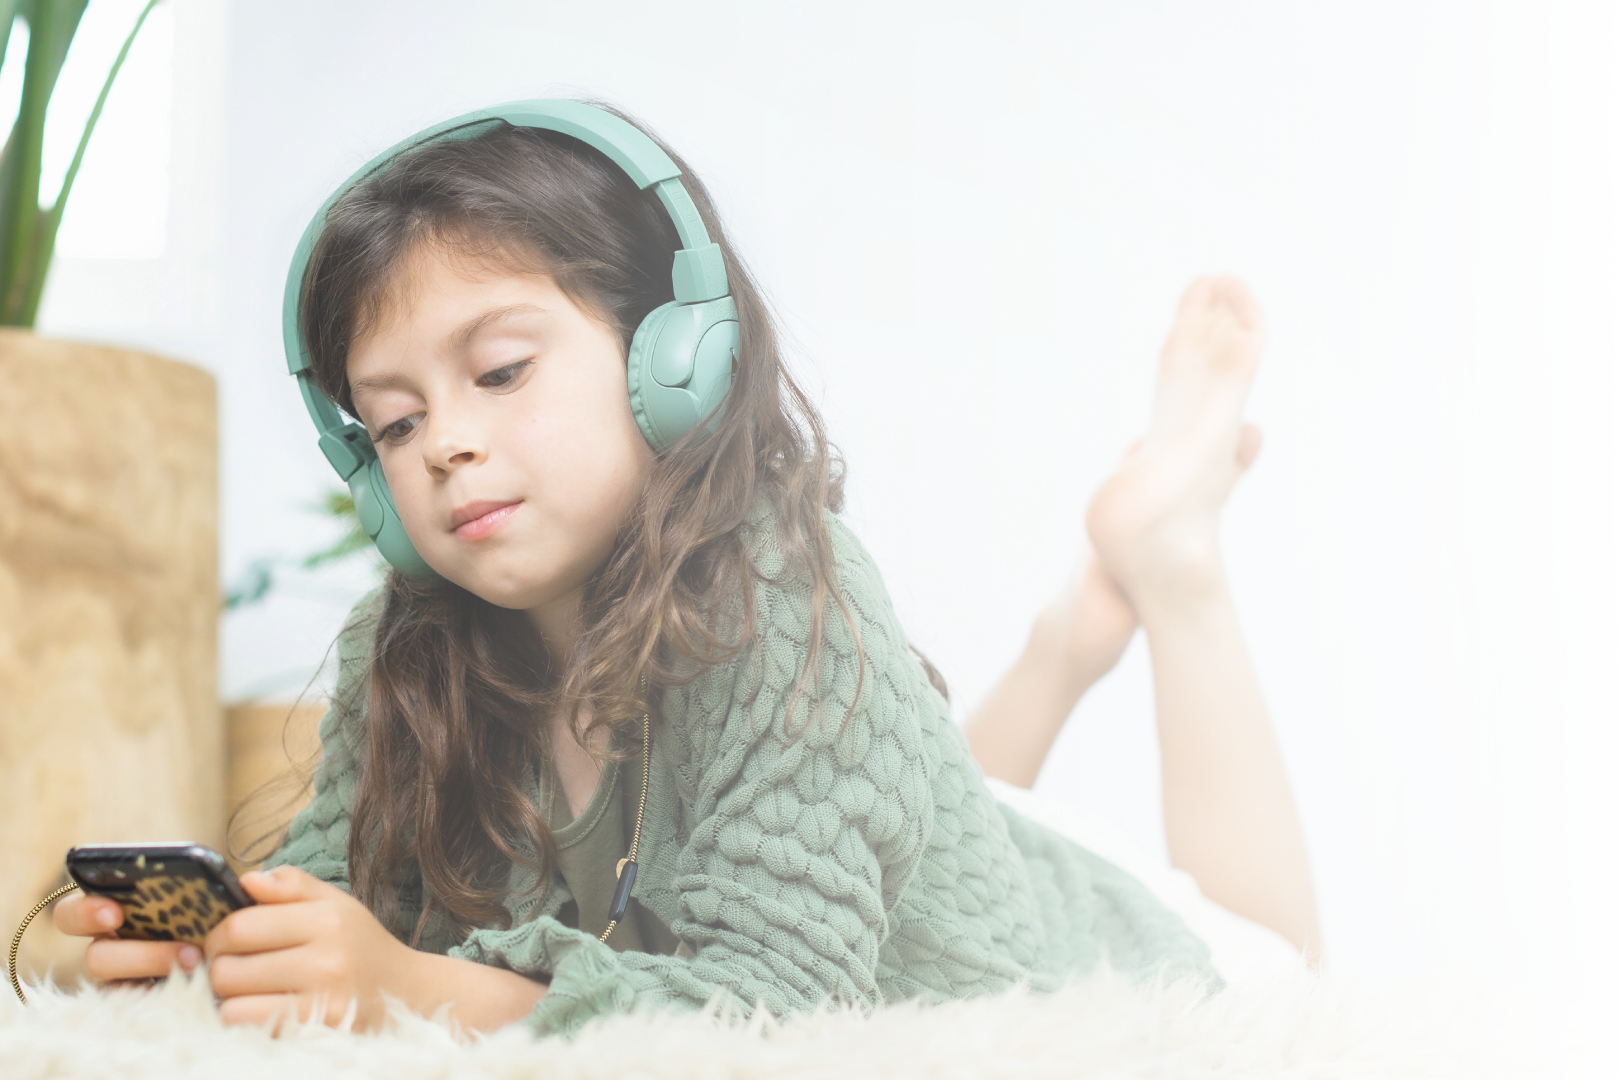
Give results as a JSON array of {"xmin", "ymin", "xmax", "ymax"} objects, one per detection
[{"xmin": 439, "ymin": 562, "xmax": 571, "ymax": 613}]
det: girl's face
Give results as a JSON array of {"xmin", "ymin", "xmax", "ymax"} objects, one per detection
[{"xmin": 346, "ymin": 245, "xmax": 654, "ymax": 639}]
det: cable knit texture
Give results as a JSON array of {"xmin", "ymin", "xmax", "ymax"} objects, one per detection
[{"xmin": 266, "ymin": 508, "xmax": 1214, "ymax": 1038}]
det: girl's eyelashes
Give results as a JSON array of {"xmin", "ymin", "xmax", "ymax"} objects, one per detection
[
  {"xmin": 371, "ymin": 412, "xmax": 423, "ymax": 444},
  {"xmin": 363, "ymin": 359, "xmax": 532, "ymax": 443},
  {"xmin": 476, "ymin": 358, "xmax": 534, "ymax": 390}
]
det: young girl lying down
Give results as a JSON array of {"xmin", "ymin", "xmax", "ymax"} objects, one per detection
[{"xmin": 55, "ymin": 100, "xmax": 1318, "ymax": 1036}]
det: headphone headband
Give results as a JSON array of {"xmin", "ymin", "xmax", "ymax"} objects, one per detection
[{"xmin": 282, "ymin": 100, "xmax": 727, "ymax": 380}]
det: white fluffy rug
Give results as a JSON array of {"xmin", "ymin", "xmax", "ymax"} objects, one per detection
[{"xmin": 1, "ymin": 965, "xmax": 1597, "ymax": 1080}]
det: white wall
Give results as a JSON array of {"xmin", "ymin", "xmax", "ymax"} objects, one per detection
[{"xmin": 35, "ymin": 0, "xmax": 1618, "ymax": 1012}]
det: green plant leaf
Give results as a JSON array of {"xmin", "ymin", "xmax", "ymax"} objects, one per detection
[
  {"xmin": 223, "ymin": 557, "xmax": 277, "ymax": 611},
  {"xmin": 0, "ymin": 1, "xmax": 87, "ymax": 323},
  {"xmin": 0, "ymin": 5, "xmax": 24, "ymax": 194},
  {"xmin": 0, "ymin": 9, "xmax": 22, "ymax": 271},
  {"xmin": 0, "ymin": 0, "xmax": 158, "ymax": 326},
  {"xmin": 301, "ymin": 528, "xmax": 375, "ymax": 570},
  {"xmin": 317, "ymin": 489, "xmax": 358, "ymax": 520},
  {"xmin": 21, "ymin": 0, "xmax": 158, "ymax": 323},
  {"xmin": 0, "ymin": 4, "xmax": 22, "ymax": 83},
  {"xmin": 225, "ymin": 489, "xmax": 380, "ymax": 610},
  {"xmin": 300, "ymin": 489, "xmax": 371, "ymax": 569}
]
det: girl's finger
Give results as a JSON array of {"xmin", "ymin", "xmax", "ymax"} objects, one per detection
[
  {"xmin": 204, "ymin": 902, "xmax": 320, "ymax": 962},
  {"xmin": 238, "ymin": 866, "xmax": 337, "ymax": 905},
  {"xmin": 218, "ymin": 991, "xmax": 346, "ymax": 1032},
  {"xmin": 52, "ymin": 893, "xmax": 125, "ymax": 936},
  {"xmin": 208, "ymin": 943, "xmax": 325, "ymax": 999},
  {"xmin": 217, "ymin": 991, "xmax": 299, "ymax": 1030},
  {"xmin": 83, "ymin": 938, "xmax": 201, "ymax": 982}
]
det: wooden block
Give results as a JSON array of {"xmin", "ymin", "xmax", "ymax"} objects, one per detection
[{"xmin": 0, "ymin": 332, "xmax": 218, "ymax": 987}]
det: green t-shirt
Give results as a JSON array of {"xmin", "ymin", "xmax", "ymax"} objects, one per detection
[{"xmin": 541, "ymin": 751, "xmax": 681, "ymax": 956}]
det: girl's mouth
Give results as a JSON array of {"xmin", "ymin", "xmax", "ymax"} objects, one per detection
[{"xmin": 451, "ymin": 500, "xmax": 522, "ymax": 541}]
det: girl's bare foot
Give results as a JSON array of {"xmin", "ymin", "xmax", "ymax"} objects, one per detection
[{"xmin": 1086, "ymin": 277, "xmax": 1266, "ymax": 614}]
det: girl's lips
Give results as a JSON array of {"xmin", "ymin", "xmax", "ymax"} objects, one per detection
[{"xmin": 451, "ymin": 501, "xmax": 522, "ymax": 541}]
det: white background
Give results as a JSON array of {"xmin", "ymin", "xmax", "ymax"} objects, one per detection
[{"xmin": 30, "ymin": 0, "xmax": 1619, "ymax": 1015}]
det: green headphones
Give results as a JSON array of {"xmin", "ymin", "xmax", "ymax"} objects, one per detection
[{"xmin": 281, "ymin": 100, "xmax": 738, "ymax": 580}]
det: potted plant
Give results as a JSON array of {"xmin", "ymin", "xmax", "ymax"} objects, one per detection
[{"xmin": 0, "ymin": 0, "xmax": 222, "ymax": 987}]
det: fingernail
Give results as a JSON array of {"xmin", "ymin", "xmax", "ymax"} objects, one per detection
[
  {"xmin": 96, "ymin": 906, "xmax": 120, "ymax": 929},
  {"xmin": 178, "ymin": 945, "xmax": 202, "ymax": 971}
]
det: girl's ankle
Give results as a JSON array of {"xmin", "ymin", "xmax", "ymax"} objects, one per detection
[{"xmin": 1117, "ymin": 553, "xmax": 1230, "ymax": 628}]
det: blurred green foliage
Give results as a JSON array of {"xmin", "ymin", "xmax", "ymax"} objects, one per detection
[
  {"xmin": 301, "ymin": 490, "xmax": 372, "ymax": 569},
  {"xmin": 224, "ymin": 489, "xmax": 380, "ymax": 611}
]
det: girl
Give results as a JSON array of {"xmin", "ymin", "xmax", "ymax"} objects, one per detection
[{"xmin": 53, "ymin": 101, "xmax": 1316, "ymax": 1036}]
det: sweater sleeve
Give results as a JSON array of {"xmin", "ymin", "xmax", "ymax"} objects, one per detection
[
  {"xmin": 260, "ymin": 590, "xmax": 385, "ymax": 889},
  {"xmin": 449, "ymin": 518, "xmax": 937, "ymax": 1038}
]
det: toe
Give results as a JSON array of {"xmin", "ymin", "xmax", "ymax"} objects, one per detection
[
  {"xmin": 1163, "ymin": 276, "xmax": 1266, "ymax": 371},
  {"xmin": 1235, "ymin": 423, "xmax": 1263, "ymax": 471},
  {"xmin": 1210, "ymin": 276, "xmax": 1267, "ymax": 340},
  {"xmin": 1176, "ymin": 276, "xmax": 1218, "ymax": 317}
]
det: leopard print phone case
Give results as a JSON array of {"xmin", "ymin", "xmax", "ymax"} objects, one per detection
[{"xmin": 66, "ymin": 843, "xmax": 255, "ymax": 943}]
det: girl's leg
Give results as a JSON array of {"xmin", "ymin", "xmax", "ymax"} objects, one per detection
[
  {"xmin": 964, "ymin": 552, "xmax": 1137, "ymax": 788},
  {"xmin": 966, "ymin": 277, "xmax": 1319, "ymax": 955},
  {"xmin": 1085, "ymin": 278, "xmax": 1317, "ymax": 955}
]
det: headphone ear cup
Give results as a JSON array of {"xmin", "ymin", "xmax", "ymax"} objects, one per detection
[
  {"xmin": 627, "ymin": 297, "xmax": 737, "ymax": 451},
  {"xmin": 349, "ymin": 457, "xmax": 439, "ymax": 580},
  {"xmin": 628, "ymin": 302, "xmax": 681, "ymax": 450},
  {"xmin": 688, "ymin": 317, "xmax": 737, "ymax": 427}
]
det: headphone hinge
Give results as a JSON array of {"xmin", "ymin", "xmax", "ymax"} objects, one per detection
[
  {"xmin": 671, "ymin": 243, "xmax": 727, "ymax": 304},
  {"xmin": 318, "ymin": 424, "xmax": 371, "ymax": 481}
]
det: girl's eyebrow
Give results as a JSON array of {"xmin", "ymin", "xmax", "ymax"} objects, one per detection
[
  {"xmin": 455, "ymin": 302, "xmax": 547, "ymax": 349},
  {"xmin": 349, "ymin": 369, "xmax": 408, "ymax": 395}
]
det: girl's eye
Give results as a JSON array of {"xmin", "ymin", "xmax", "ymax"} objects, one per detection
[
  {"xmin": 374, "ymin": 413, "xmax": 422, "ymax": 443},
  {"xmin": 477, "ymin": 359, "xmax": 532, "ymax": 390}
]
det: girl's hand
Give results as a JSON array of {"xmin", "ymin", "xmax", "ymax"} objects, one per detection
[
  {"xmin": 203, "ymin": 865, "xmax": 548, "ymax": 1033},
  {"xmin": 52, "ymin": 892, "xmax": 203, "ymax": 983},
  {"xmin": 204, "ymin": 865, "xmax": 422, "ymax": 1031}
]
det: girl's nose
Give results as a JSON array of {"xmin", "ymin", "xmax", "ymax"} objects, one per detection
[{"xmin": 422, "ymin": 416, "xmax": 487, "ymax": 474}]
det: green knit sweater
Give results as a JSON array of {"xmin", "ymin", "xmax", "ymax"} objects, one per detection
[{"xmin": 266, "ymin": 509, "xmax": 1214, "ymax": 1037}]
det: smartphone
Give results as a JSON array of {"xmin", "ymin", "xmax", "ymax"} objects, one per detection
[{"xmin": 66, "ymin": 843, "xmax": 256, "ymax": 942}]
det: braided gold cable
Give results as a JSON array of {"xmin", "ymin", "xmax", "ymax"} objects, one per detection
[
  {"xmin": 9, "ymin": 884, "xmax": 79, "ymax": 1004},
  {"xmin": 598, "ymin": 709, "xmax": 651, "ymax": 944},
  {"xmin": 628, "ymin": 711, "xmax": 651, "ymax": 864}
]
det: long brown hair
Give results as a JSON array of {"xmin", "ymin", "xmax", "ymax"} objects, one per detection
[{"xmin": 299, "ymin": 106, "xmax": 848, "ymax": 942}]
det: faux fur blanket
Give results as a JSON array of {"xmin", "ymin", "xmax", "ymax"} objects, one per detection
[{"xmin": 0, "ymin": 965, "xmax": 1591, "ymax": 1080}]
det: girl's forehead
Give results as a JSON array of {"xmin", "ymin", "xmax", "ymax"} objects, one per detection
[{"xmin": 356, "ymin": 242, "xmax": 560, "ymax": 345}]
